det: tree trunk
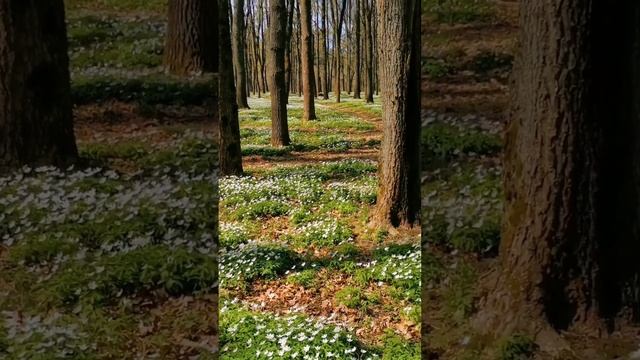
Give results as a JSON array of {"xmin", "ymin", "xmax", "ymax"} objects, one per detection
[
  {"xmin": 321, "ymin": 0, "xmax": 329, "ymax": 100},
  {"xmin": 268, "ymin": 0, "xmax": 290, "ymax": 146},
  {"xmin": 232, "ymin": 0, "xmax": 250, "ymax": 108},
  {"xmin": 353, "ymin": 0, "xmax": 361, "ymax": 99},
  {"xmin": 0, "ymin": 0, "xmax": 78, "ymax": 171},
  {"xmin": 374, "ymin": 0, "xmax": 420, "ymax": 227},
  {"xmin": 364, "ymin": 0, "xmax": 374, "ymax": 103},
  {"xmin": 284, "ymin": 0, "xmax": 294, "ymax": 99},
  {"xmin": 474, "ymin": 0, "xmax": 640, "ymax": 347},
  {"xmin": 164, "ymin": 0, "xmax": 217, "ymax": 75},
  {"xmin": 300, "ymin": 0, "xmax": 317, "ymax": 120},
  {"xmin": 219, "ymin": 0, "xmax": 244, "ymax": 175}
]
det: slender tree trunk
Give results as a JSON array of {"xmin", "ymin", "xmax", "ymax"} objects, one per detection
[
  {"xmin": 321, "ymin": 0, "xmax": 330, "ymax": 99},
  {"xmin": 232, "ymin": 0, "xmax": 250, "ymax": 108},
  {"xmin": 268, "ymin": 0, "xmax": 290, "ymax": 146},
  {"xmin": 331, "ymin": 0, "xmax": 347, "ymax": 103},
  {"xmin": 474, "ymin": 0, "xmax": 640, "ymax": 348},
  {"xmin": 165, "ymin": 0, "xmax": 217, "ymax": 75},
  {"xmin": 374, "ymin": 0, "xmax": 420, "ymax": 227},
  {"xmin": 364, "ymin": 0, "xmax": 374, "ymax": 103},
  {"xmin": 300, "ymin": 0, "xmax": 317, "ymax": 120},
  {"xmin": 284, "ymin": 0, "xmax": 295, "ymax": 99},
  {"xmin": 0, "ymin": 0, "xmax": 78, "ymax": 171},
  {"xmin": 353, "ymin": 0, "xmax": 361, "ymax": 99},
  {"xmin": 219, "ymin": 0, "xmax": 244, "ymax": 175}
]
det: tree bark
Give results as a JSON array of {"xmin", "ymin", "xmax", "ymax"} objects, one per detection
[
  {"xmin": 331, "ymin": 0, "xmax": 347, "ymax": 103},
  {"xmin": 284, "ymin": 0, "xmax": 294, "ymax": 98},
  {"xmin": 374, "ymin": 0, "xmax": 420, "ymax": 227},
  {"xmin": 0, "ymin": 0, "xmax": 78, "ymax": 171},
  {"xmin": 352, "ymin": 0, "xmax": 361, "ymax": 99},
  {"xmin": 218, "ymin": 0, "xmax": 244, "ymax": 175},
  {"xmin": 474, "ymin": 0, "xmax": 640, "ymax": 347},
  {"xmin": 363, "ymin": 0, "xmax": 374, "ymax": 103},
  {"xmin": 232, "ymin": 0, "xmax": 250, "ymax": 108},
  {"xmin": 321, "ymin": 0, "xmax": 329, "ymax": 99},
  {"xmin": 299, "ymin": 0, "xmax": 317, "ymax": 120},
  {"xmin": 268, "ymin": 0, "xmax": 290, "ymax": 146},
  {"xmin": 164, "ymin": 0, "xmax": 217, "ymax": 75}
]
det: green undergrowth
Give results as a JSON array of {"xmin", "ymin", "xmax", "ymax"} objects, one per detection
[
  {"xmin": 423, "ymin": 0, "xmax": 495, "ymax": 24},
  {"xmin": 72, "ymin": 75, "xmax": 216, "ymax": 105}
]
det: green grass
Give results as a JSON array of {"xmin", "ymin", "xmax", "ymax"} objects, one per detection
[
  {"xmin": 497, "ymin": 334, "xmax": 538, "ymax": 360},
  {"xmin": 71, "ymin": 75, "xmax": 216, "ymax": 105},
  {"xmin": 423, "ymin": 0, "xmax": 495, "ymax": 24},
  {"xmin": 220, "ymin": 304, "xmax": 380, "ymax": 359},
  {"xmin": 66, "ymin": 0, "xmax": 167, "ymax": 14},
  {"xmin": 41, "ymin": 245, "xmax": 217, "ymax": 307}
]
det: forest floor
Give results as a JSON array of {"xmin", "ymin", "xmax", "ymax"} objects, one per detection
[
  {"xmin": 218, "ymin": 95, "xmax": 421, "ymax": 359},
  {"xmin": 422, "ymin": 1, "xmax": 640, "ymax": 359},
  {"xmin": 0, "ymin": 1, "xmax": 220, "ymax": 359}
]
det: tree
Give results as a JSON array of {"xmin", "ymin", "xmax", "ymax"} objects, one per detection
[
  {"xmin": 164, "ymin": 0, "xmax": 217, "ymax": 75},
  {"xmin": 474, "ymin": 1, "xmax": 640, "ymax": 350},
  {"xmin": 321, "ymin": 0, "xmax": 329, "ymax": 99},
  {"xmin": 0, "ymin": 0, "xmax": 78, "ymax": 171},
  {"xmin": 330, "ymin": 0, "xmax": 347, "ymax": 103},
  {"xmin": 218, "ymin": 0, "xmax": 244, "ymax": 175},
  {"xmin": 352, "ymin": 0, "xmax": 361, "ymax": 99},
  {"xmin": 374, "ymin": 0, "xmax": 420, "ymax": 227},
  {"xmin": 232, "ymin": 0, "xmax": 250, "ymax": 108},
  {"xmin": 268, "ymin": 0, "xmax": 290, "ymax": 146},
  {"xmin": 300, "ymin": 0, "xmax": 317, "ymax": 120},
  {"xmin": 363, "ymin": 0, "xmax": 374, "ymax": 103}
]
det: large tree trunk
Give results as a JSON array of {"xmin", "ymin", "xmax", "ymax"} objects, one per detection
[
  {"xmin": 268, "ymin": 0, "xmax": 290, "ymax": 146},
  {"xmin": 218, "ymin": 0, "xmax": 243, "ymax": 175},
  {"xmin": 374, "ymin": 0, "xmax": 420, "ymax": 227},
  {"xmin": 0, "ymin": 0, "xmax": 78, "ymax": 171},
  {"xmin": 474, "ymin": 0, "xmax": 640, "ymax": 348},
  {"xmin": 164, "ymin": 0, "xmax": 217, "ymax": 75},
  {"xmin": 300, "ymin": 0, "xmax": 317, "ymax": 120},
  {"xmin": 232, "ymin": 0, "xmax": 250, "ymax": 109}
]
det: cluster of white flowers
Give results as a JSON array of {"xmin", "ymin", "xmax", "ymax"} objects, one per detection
[
  {"xmin": 221, "ymin": 301, "xmax": 380, "ymax": 359},
  {"xmin": 422, "ymin": 163, "xmax": 502, "ymax": 238},
  {"xmin": 292, "ymin": 219, "xmax": 354, "ymax": 246},
  {"xmin": 1, "ymin": 310, "xmax": 94, "ymax": 359},
  {"xmin": 219, "ymin": 243, "xmax": 297, "ymax": 286},
  {"xmin": 359, "ymin": 245, "xmax": 421, "ymax": 292}
]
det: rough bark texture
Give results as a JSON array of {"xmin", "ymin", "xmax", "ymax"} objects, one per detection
[
  {"xmin": 218, "ymin": 0, "xmax": 244, "ymax": 175},
  {"xmin": 300, "ymin": 0, "xmax": 317, "ymax": 120},
  {"xmin": 232, "ymin": 0, "xmax": 250, "ymax": 108},
  {"xmin": 164, "ymin": 0, "xmax": 217, "ymax": 75},
  {"xmin": 268, "ymin": 0, "xmax": 290, "ymax": 146},
  {"xmin": 374, "ymin": 0, "xmax": 421, "ymax": 227},
  {"xmin": 0, "ymin": 0, "xmax": 78, "ymax": 171},
  {"xmin": 475, "ymin": 0, "xmax": 640, "ymax": 346}
]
